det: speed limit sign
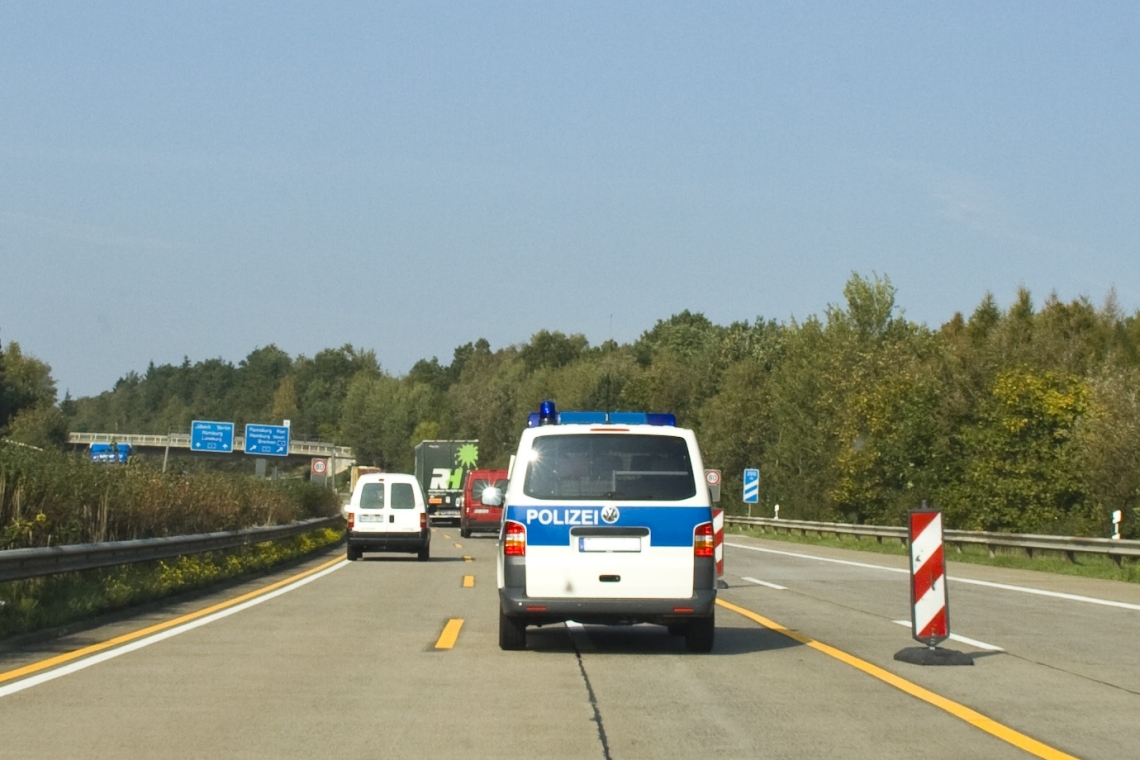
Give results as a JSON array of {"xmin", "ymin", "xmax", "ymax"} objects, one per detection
[
  {"xmin": 311, "ymin": 458, "xmax": 328, "ymax": 476},
  {"xmin": 704, "ymin": 469, "xmax": 722, "ymax": 502}
]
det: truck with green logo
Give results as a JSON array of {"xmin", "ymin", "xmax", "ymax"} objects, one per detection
[{"xmin": 413, "ymin": 440, "xmax": 479, "ymax": 525}]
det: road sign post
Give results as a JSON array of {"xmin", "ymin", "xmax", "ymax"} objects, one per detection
[
  {"xmin": 244, "ymin": 424, "xmax": 291, "ymax": 457},
  {"xmin": 190, "ymin": 421, "xmax": 235, "ymax": 453}
]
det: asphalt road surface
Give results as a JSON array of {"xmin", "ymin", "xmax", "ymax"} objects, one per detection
[{"xmin": 2, "ymin": 529, "xmax": 1138, "ymax": 759}]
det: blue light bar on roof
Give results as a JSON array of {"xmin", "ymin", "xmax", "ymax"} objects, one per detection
[
  {"xmin": 558, "ymin": 411, "xmax": 609, "ymax": 424},
  {"xmin": 527, "ymin": 406, "xmax": 676, "ymax": 427}
]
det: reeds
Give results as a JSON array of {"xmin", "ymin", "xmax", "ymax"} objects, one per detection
[{"xmin": 0, "ymin": 443, "xmax": 340, "ymax": 550}]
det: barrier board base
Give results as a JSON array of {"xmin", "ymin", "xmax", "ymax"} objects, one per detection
[{"xmin": 893, "ymin": 646, "xmax": 974, "ymax": 666}]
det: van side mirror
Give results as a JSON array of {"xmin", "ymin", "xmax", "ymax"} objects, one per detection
[{"xmin": 481, "ymin": 486, "xmax": 503, "ymax": 506}]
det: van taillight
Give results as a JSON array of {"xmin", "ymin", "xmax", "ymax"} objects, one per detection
[
  {"xmin": 420, "ymin": 513, "xmax": 427, "ymax": 530},
  {"xmin": 347, "ymin": 512, "xmax": 355, "ymax": 530},
  {"xmin": 694, "ymin": 522, "xmax": 714, "ymax": 557},
  {"xmin": 504, "ymin": 521, "xmax": 526, "ymax": 556}
]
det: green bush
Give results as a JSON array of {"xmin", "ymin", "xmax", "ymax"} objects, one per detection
[{"xmin": 0, "ymin": 527, "xmax": 343, "ymax": 639}]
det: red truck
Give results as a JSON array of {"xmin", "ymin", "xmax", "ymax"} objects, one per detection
[{"xmin": 460, "ymin": 468, "xmax": 509, "ymax": 538}]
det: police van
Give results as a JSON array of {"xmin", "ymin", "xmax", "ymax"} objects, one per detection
[{"xmin": 494, "ymin": 402, "xmax": 717, "ymax": 652}]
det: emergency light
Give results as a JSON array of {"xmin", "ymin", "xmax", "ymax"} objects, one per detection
[{"xmin": 527, "ymin": 401, "xmax": 676, "ymax": 428}]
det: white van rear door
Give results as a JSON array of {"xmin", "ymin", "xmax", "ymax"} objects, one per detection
[{"xmin": 388, "ymin": 480, "xmax": 421, "ymax": 532}]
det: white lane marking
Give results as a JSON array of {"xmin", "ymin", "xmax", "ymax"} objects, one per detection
[
  {"xmin": 726, "ymin": 541, "xmax": 1140, "ymax": 612},
  {"xmin": 726, "ymin": 542, "xmax": 908, "ymax": 574},
  {"xmin": 0, "ymin": 561, "xmax": 348, "ymax": 699},
  {"xmin": 565, "ymin": 620, "xmax": 596, "ymax": 652},
  {"xmin": 891, "ymin": 620, "xmax": 1004, "ymax": 652},
  {"xmin": 741, "ymin": 576, "xmax": 787, "ymax": 590}
]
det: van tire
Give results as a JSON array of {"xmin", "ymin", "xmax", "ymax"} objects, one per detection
[
  {"xmin": 499, "ymin": 610, "xmax": 527, "ymax": 650},
  {"xmin": 460, "ymin": 526, "xmax": 471, "ymax": 539},
  {"xmin": 684, "ymin": 614, "xmax": 715, "ymax": 653},
  {"xmin": 417, "ymin": 544, "xmax": 430, "ymax": 562},
  {"xmin": 346, "ymin": 546, "xmax": 360, "ymax": 561}
]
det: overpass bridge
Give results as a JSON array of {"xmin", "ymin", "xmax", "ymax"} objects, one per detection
[{"xmin": 67, "ymin": 432, "xmax": 355, "ymax": 472}]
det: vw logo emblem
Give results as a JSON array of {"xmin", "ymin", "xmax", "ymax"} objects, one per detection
[{"xmin": 601, "ymin": 506, "xmax": 620, "ymax": 524}]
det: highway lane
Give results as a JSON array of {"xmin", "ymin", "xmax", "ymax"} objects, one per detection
[
  {"xmin": 723, "ymin": 533, "xmax": 1140, "ymax": 759},
  {"xmin": 0, "ymin": 528, "xmax": 1128, "ymax": 758}
]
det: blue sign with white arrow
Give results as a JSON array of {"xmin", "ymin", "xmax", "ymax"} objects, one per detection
[
  {"xmin": 244, "ymin": 424, "xmax": 290, "ymax": 457},
  {"xmin": 191, "ymin": 420, "xmax": 235, "ymax": 452},
  {"xmin": 743, "ymin": 467, "xmax": 760, "ymax": 503}
]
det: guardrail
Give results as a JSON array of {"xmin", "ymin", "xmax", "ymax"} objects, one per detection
[
  {"xmin": 725, "ymin": 516, "xmax": 1140, "ymax": 566},
  {"xmin": 0, "ymin": 517, "xmax": 342, "ymax": 582}
]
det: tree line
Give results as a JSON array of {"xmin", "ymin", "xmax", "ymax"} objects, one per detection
[{"xmin": 6, "ymin": 273, "xmax": 1140, "ymax": 537}]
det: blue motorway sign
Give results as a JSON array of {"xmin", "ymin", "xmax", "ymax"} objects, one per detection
[
  {"xmin": 191, "ymin": 420, "xmax": 235, "ymax": 452},
  {"xmin": 743, "ymin": 467, "xmax": 760, "ymax": 503},
  {"xmin": 245, "ymin": 424, "xmax": 291, "ymax": 457}
]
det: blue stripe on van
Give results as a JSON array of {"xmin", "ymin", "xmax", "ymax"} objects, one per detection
[{"xmin": 505, "ymin": 505, "xmax": 711, "ymax": 547}]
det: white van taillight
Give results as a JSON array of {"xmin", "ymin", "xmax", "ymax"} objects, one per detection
[
  {"xmin": 347, "ymin": 512, "xmax": 355, "ymax": 530},
  {"xmin": 504, "ymin": 521, "xmax": 526, "ymax": 556},
  {"xmin": 694, "ymin": 522, "xmax": 714, "ymax": 557},
  {"xmin": 420, "ymin": 513, "xmax": 427, "ymax": 530}
]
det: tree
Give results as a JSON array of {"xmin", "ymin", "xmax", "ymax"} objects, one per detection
[
  {"xmin": 0, "ymin": 337, "xmax": 67, "ymax": 448},
  {"xmin": 518, "ymin": 331, "xmax": 588, "ymax": 373},
  {"xmin": 1075, "ymin": 368, "xmax": 1140, "ymax": 538},
  {"xmin": 944, "ymin": 369, "xmax": 1091, "ymax": 533}
]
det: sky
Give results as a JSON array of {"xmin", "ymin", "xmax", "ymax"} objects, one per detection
[{"xmin": 2, "ymin": 2, "xmax": 1138, "ymax": 398}]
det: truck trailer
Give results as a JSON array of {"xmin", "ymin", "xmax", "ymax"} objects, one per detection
[{"xmin": 413, "ymin": 440, "xmax": 478, "ymax": 525}]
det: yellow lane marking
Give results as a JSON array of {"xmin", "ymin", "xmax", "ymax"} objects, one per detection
[
  {"xmin": 463, "ymin": 556, "xmax": 473, "ymax": 563},
  {"xmin": 716, "ymin": 599, "xmax": 1077, "ymax": 760},
  {"xmin": 434, "ymin": 618, "xmax": 464, "ymax": 649},
  {"xmin": 443, "ymin": 534, "xmax": 452, "ymax": 539},
  {"xmin": 0, "ymin": 556, "xmax": 346, "ymax": 687},
  {"xmin": 462, "ymin": 575, "xmax": 475, "ymax": 588},
  {"xmin": 454, "ymin": 543, "xmax": 463, "ymax": 549}
]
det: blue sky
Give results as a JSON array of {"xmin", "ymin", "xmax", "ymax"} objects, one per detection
[{"xmin": 2, "ymin": 3, "xmax": 1138, "ymax": 398}]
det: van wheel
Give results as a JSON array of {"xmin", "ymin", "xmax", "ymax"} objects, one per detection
[
  {"xmin": 499, "ymin": 610, "xmax": 527, "ymax": 650},
  {"xmin": 684, "ymin": 614, "xmax": 715, "ymax": 653},
  {"xmin": 346, "ymin": 546, "xmax": 360, "ymax": 561},
  {"xmin": 417, "ymin": 544, "xmax": 430, "ymax": 561},
  {"xmin": 460, "ymin": 526, "xmax": 471, "ymax": 539},
  {"xmin": 667, "ymin": 623, "xmax": 685, "ymax": 637}
]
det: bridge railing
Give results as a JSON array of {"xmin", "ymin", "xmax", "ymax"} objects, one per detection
[
  {"xmin": 726, "ymin": 516, "xmax": 1140, "ymax": 565},
  {"xmin": 67, "ymin": 432, "xmax": 355, "ymax": 460},
  {"xmin": 0, "ymin": 517, "xmax": 342, "ymax": 582}
]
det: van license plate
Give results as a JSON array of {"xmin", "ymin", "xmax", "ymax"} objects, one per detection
[
  {"xmin": 579, "ymin": 537, "xmax": 641, "ymax": 553},
  {"xmin": 359, "ymin": 514, "xmax": 384, "ymax": 522}
]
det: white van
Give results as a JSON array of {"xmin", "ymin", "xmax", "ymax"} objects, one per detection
[
  {"xmin": 495, "ymin": 402, "xmax": 716, "ymax": 652},
  {"xmin": 345, "ymin": 472, "xmax": 431, "ymax": 561}
]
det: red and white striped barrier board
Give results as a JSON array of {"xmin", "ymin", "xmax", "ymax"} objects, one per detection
[
  {"xmin": 713, "ymin": 508, "xmax": 725, "ymax": 576},
  {"xmin": 908, "ymin": 509, "xmax": 949, "ymax": 645}
]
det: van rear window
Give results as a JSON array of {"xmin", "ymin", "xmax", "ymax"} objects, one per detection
[
  {"xmin": 391, "ymin": 482, "xmax": 416, "ymax": 509},
  {"xmin": 523, "ymin": 434, "xmax": 696, "ymax": 501},
  {"xmin": 359, "ymin": 483, "xmax": 384, "ymax": 509}
]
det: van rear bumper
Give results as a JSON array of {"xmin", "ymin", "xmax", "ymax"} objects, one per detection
[
  {"xmin": 499, "ymin": 589, "xmax": 716, "ymax": 625},
  {"xmin": 463, "ymin": 518, "xmax": 500, "ymax": 533},
  {"xmin": 348, "ymin": 530, "xmax": 429, "ymax": 553}
]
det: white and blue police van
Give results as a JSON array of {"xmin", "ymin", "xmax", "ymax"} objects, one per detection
[{"xmin": 494, "ymin": 401, "xmax": 717, "ymax": 652}]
